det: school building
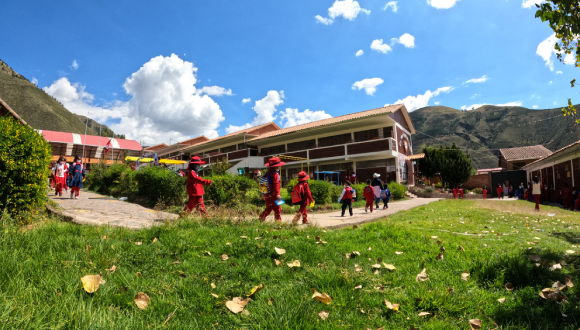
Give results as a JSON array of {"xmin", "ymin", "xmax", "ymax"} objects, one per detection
[
  {"xmin": 522, "ymin": 140, "xmax": 580, "ymax": 192},
  {"xmin": 156, "ymin": 105, "xmax": 416, "ymax": 186}
]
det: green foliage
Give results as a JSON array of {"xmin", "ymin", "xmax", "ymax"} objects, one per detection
[
  {"xmin": 387, "ymin": 181, "xmax": 407, "ymax": 200},
  {"xmin": 417, "ymin": 145, "xmax": 444, "ymax": 179},
  {"xmin": 209, "ymin": 159, "xmax": 233, "ymax": 176},
  {"xmin": 424, "ymin": 186, "xmax": 435, "ymax": 193},
  {"xmin": 0, "ymin": 116, "xmax": 51, "ymax": 216},
  {"xmin": 286, "ymin": 178, "xmax": 334, "ymax": 204},
  {"xmin": 86, "ymin": 162, "xmax": 135, "ymax": 196},
  {"xmin": 133, "ymin": 166, "xmax": 186, "ymax": 206},
  {"xmin": 203, "ymin": 174, "xmax": 256, "ymax": 207},
  {"xmin": 472, "ymin": 188, "xmax": 483, "ymax": 194},
  {"xmin": 418, "ymin": 143, "xmax": 473, "ymax": 189}
]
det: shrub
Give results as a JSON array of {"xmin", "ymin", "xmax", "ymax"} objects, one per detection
[
  {"xmin": 472, "ymin": 188, "xmax": 483, "ymax": 194},
  {"xmin": 203, "ymin": 174, "xmax": 256, "ymax": 207},
  {"xmin": 0, "ymin": 116, "xmax": 51, "ymax": 216},
  {"xmin": 286, "ymin": 179, "xmax": 334, "ymax": 204},
  {"xmin": 388, "ymin": 182, "xmax": 407, "ymax": 200},
  {"xmin": 134, "ymin": 166, "xmax": 187, "ymax": 206},
  {"xmin": 424, "ymin": 186, "xmax": 435, "ymax": 193}
]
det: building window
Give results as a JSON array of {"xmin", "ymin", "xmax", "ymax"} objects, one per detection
[
  {"xmin": 354, "ymin": 129, "xmax": 379, "ymax": 142},
  {"xmin": 203, "ymin": 149, "xmax": 218, "ymax": 157},
  {"xmin": 238, "ymin": 143, "xmax": 257, "ymax": 150},
  {"xmin": 383, "ymin": 127, "xmax": 393, "ymax": 139},
  {"xmin": 261, "ymin": 144, "xmax": 286, "ymax": 156},
  {"xmin": 319, "ymin": 162, "xmax": 353, "ymax": 171},
  {"xmin": 357, "ymin": 159, "xmax": 388, "ymax": 169},
  {"xmin": 318, "ymin": 133, "xmax": 352, "ymax": 147},
  {"xmin": 221, "ymin": 144, "xmax": 237, "ymax": 153},
  {"xmin": 287, "ymin": 139, "xmax": 316, "ymax": 152}
]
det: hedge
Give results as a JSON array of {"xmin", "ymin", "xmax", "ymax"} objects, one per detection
[{"xmin": 286, "ymin": 178, "xmax": 334, "ymax": 205}]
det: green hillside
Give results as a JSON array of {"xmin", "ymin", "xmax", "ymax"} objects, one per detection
[
  {"xmin": 0, "ymin": 59, "xmax": 112, "ymax": 136},
  {"xmin": 409, "ymin": 105, "xmax": 579, "ymax": 169}
]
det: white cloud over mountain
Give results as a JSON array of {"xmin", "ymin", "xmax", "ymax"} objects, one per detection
[
  {"xmin": 352, "ymin": 78, "xmax": 384, "ymax": 95},
  {"xmin": 388, "ymin": 86, "xmax": 453, "ymax": 111},
  {"xmin": 460, "ymin": 101, "xmax": 522, "ymax": 110}
]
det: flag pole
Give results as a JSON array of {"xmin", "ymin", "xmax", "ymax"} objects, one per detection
[
  {"xmin": 82, "ymin": 111, "xmax": 90, "ymax": 163},
  {"xmin": 98, "ymin": 106, "xmax": 103, "ymax": 162}
]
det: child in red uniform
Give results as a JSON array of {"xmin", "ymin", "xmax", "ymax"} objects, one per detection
[
  {"xmin": 292, "ymin": 171, "xmax": 313, "ymax": 224},
  {"xmin": 363, "ymin": 179, "xmax": 375, "ymax": 213},
  {"xmin": 183, "ymin": 156, "xmax": 212, "ymax": 215},
  {"xmin": 259, "ymin": 157, "xmax": 285, "ymax": 222},
  {"xmin": 338, "ymin": 181, "xmax": 355, "ymax": 217},
  {"xmin": 53, "ymin": 156, "xmax": 69, "ymax": 196},
  {"xmin": 562, "ymin": 183, "xmax": 572, "ymax": 209},
  {"xmin": 496, "ymin": 184, "xmax": 503, "ymax": 199},
  {"xmin": 483, "ymin": 186, "xmax": 487, "ymax": 199},
  {"xmin": 453, "ymin": 187, "xmax": 458, "ymax": 199}
]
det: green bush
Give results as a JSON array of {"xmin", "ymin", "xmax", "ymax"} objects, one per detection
[
  {"xmin": 0, "ymin": 116, "xmax": 51, "ymax": 217},
  {"xmin": 472, "ymin": 188, "xmax": 483, "ymax": 194},
  {"xmin": 86, "ymin": 162, "xmax": 135, "ymax": 196},
  {"xmin": 133, "ymin": 166, "xmax": 186, "ymax": 206},
  {"xmin": 203, "ymin": 174, "xmax": 256, "ymax": 207},
  {"xmin": 424, "ymin": 186, "xmax": 435, "ymax": 193},
  {"xmin": 286, "ymin": 179, "xmax": 334, "ymax": 204},
  {"xmin": 388, "ymin": 182, "xmax": 407, "ymax": 200}
]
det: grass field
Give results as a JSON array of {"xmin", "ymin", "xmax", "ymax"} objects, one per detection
[{"xmin": 1, "ymin": 199, "xmax": 579, "ymax": 329}]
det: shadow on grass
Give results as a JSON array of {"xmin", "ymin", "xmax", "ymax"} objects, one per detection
[
  {"xmin": 549, "ymin": 231, "xmax": 580, "ymax": 245},
  {"xmin": 471, "ymin": 251, "xmax": 579, "ymax": 329}
]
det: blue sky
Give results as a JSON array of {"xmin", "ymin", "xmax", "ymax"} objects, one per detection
[{"xmin": 0, "ymin": 0, "xmax": 571, "ymax": 145}]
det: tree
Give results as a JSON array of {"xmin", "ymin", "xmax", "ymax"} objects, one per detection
[
  {"xmin": 536, "ymin": 1, "xmax": 580, "ymax": 134},
  {"xmin": 417, "ymin": 143, "xmax": 473, "ymax": 188}
]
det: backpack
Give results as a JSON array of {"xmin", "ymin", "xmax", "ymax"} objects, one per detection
[
  {"xmin": 344, "ymin": 187, "xmax": 353, "ymax": 200},
  {"xmin": 381, "ymin": 189, "xmax": 391, "ymax": 200},
  {"xmin": 259, "ymin": 172, "xmax": 273, "ymax": 195},
  {"xmin": 292, "ymin": 183, "xmax": 305, "ymax": 204}
]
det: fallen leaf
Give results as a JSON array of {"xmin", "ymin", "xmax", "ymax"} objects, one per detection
[
  {"xmin": 318, "ymin": 310, "xmax": 329, "ymax": 320},
  {"xmin": 436, "ymin": 253, "xmax": 444, "ymax": 260},
  {"xmin": 274, "ymin": 247, "xmax": 286, "ymax": 255},
  {"xmin": 372, "ymin": 264, "xmax": 381, "ymax": 269},
  {"xmin": 368, "ymin": 247, "xmax": 372, "ymax": 251},
  {"xmin": 230, "ymin": 262, "xmax": 238, "ymax": 267},
  {"xmin": 383, "ymin": 263, "xmax": 397, "ymax": 270},
  {"xmin": 374, "ymin": 269, "xmax": 380, "ymax": 275},
  {"xmin": 173, "ymin": 261, "xmax": 180, "ymax": 265},
  {"xmin": 566, "ymin": 250, "xmax": 575, "ymax": 254},
  {"xmin": 418, "ymin": 312, "xmax": 431, "ymax": 317},
  {"xmin": 539, "ymin": 288, "xmax": 560, "ymax": 301},
  {"xmin": 255, "ymin": 237, "xmax": 262, "ymax": 240},
  {"xmin": 416, "ymin": 268, "xmax": 428, "ymax": 282},
  {"xmin": 528, "ymin": 255, "xmax": 541, "ymax": 262},
  {"xmin": 355, "ymin": 264, "xmax": 362, "ymax": 272},
  {"xmin": 440, "ymin": 246, "xmax": 446, "ymax": 252},
  {"xmin": 136, "ymin": 272, "xmax": 142, "ymax": 278},
  {"xmin": 204, "ymin": 251, "xmax": 211, "ymax": 256},
  {"xmin": 354, "ymin": 285, "xmax": 362, "ymax": 289},
  {"xmin": 102, "ymin": 236, "xmax": 107, "ymax": 240},
  {"xmin": 226, "ymin": 242, "xmax": 231, "ymax": 245},
  {"xmin": 211, "ymin": 282, "xmax": 216, "ymax": 288},
  {"xmin": 274, "ymin": 259, "xmax": 282, "ymax": 266},
  {"xmin": 353, "ymin": 225, "xmax": 358, "ymax": 229},
  {"xmin": 352, "ymin": 251, "xmax": 361, "ymax": 256},
  {"xmin": 498, "ymin": 298, "xmax": 505, "ymax": 303},
  {"xmin": 80, "ymin": 275, "xmax": 105, "ymax": 293},
  {"xmin": 461, "ymin": 271, "xmax": 470, "ymax": 281},
  {"xmin": 287, "ymin": 260, "xmax": 301, "ymax": 268},
  {"xmin": 267, "ymin": 298, "xmax": 275, "ymax": 305},
  {"xmin": 458, "ymin": 245, "xmax": 465, "ymax": 251},
  {"xmin": 345, "ymin": 253, "xmax": 352, "ymax": 259},
  {"xmin": 395, "ymin": 251, "xmax": 404, "ymax": 255},
  {"xmin": 312, "ymin": 290, "xmax": 332, "ymax": 304},
  {"xmin": 106, "ymin": 265, "xmax": 117, "ymax": 273},
  {"xmin": 152, "ymin": 237, "xmax": 158, "ymax": 243},
  {"xmin": 211, "ymin": 293, "xmax": 219, "ymax": 298},
  {"xmin": 226, "ymin": 297, "xmax": 251, "ymax": 313},
  {"xmin": 243, "ymin": 309, "xmax": 250, "ymax": 316},
  {"xmin": 549, "ymin": 263, "xmax": 562, "ymax": 271},
  {"xmin": 248, "ymin": 283, "xmax": 265, "ymax": 296},
  {"xmin": 505, "ymin": 283, "xmax": 514, "ymax": 291},
  {"xmin": 565, "ymin": 276, "xmax": 574, "ymax": 288},
  {"xmin": 552, "ymin": 281, "xmax": 566, "ymax": 290},
  {"xmin": 134, "ymin": 292, "xmax": 150, "ymax": 310},
  {"xmin": 448, "ymin": 287, "xmax": 455, "ymax": 293},
  {"xmin": 221, "ymin": 254, "xmax": 229, "ymax": 261},
  {"xmin": 240, "ymin": 236, "xmax": 247, "ymax": 239},
  {"xmin": 469, "ymin": 319, "xmax": 482, "ymax": 330},
  {"xmin": 135, "ymin": 242, "xmax": 142, "ymax": 246},
  {"xmin": 384, "ymin": 300, "xmax": 399, "ymax": 311},
  {"xmin": 431, "ymin": 236, "xmax": 438, "ymax": 239}
]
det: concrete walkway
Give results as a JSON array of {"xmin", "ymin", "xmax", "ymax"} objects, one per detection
[
  {"xmin": 48, "ymin": 189, "xmax": 441, "ymax": 230},
  {"xmin": 48, "ymin": 190, "xmax": 177, "ymax": 229}
]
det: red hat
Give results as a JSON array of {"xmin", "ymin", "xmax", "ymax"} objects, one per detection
[
  {"xmin": 265, "ymin": 157, "xmax": 285, "ymax": 167},
  {"xmin": 189, "ymin": 156, "xmax": 206, "ymax": 165},
  {"xmin": 298, "ymin": 171, "xmax": 309, "ymax": 182}
]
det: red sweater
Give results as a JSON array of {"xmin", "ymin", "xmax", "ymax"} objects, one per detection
[{"xmin": 186, "ymin": 170, "xmax": 212, "ymax": 197}]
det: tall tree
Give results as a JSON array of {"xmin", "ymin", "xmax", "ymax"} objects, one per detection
[
  {"xmin": 417, "ymin": 145, "xmax": 443, "ymax": 179},
  {"xmin": 417, "ymin": 143, "xmax": 473, "ymax": 188}
]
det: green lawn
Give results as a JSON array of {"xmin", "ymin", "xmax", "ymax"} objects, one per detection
[{"xmin": 1, "ymin": 199, "xmax": 579, "ymax": 329}]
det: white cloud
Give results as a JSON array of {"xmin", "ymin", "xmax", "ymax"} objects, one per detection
[
  {"xmin": 226, "ymin": 90, "xmax": 284, "ymax": 134},
  {"xmin": 315, "ymin": 0, "xmax": 370, "ymax": 25},
  {"xmin": 522, "ymin": 0, "xmax": 543, "ymax": 9},
  {"xmin": 471, "ymin": 93, "xmax": 481, "ymax": 99},
  {"xmin": 537, "ymin": 34, "xmax": 557, "ymax": 71},
  {"xmin": 556, "ymin": 71, "xmax": 563, "ymax": 74},
  {"xmin": 197, "ymin": 86, "xmax": 233, "ymax": 96},
  {"xmin": 280, "ymin": 108, "xmax": 332, "ymax": 128},
  {"xmin": 371, "ymin": 39, "xmax": 392, "ymax": 54},
  {"xmin": 383, "ymin": 1, "xmax": 398, "ymax": 12},
  {"xmin": 391, "ymin": 33, "xmax": 415, "ymax": 48},
  {"xmin": 564, "ymin": 53, "xmax": 576, "ymax": 65},
  {"xmin": 533, "ymin": 105, "xmax": 539, "ymax": 109},
  {"xmin": 434, "ymin": 101, "xmax": 440, "ymax": 105},
  {"xmin": 427, "ymin": 0, "xmax": 460, "ymax": 9},
  {"xmin": 242, "ymin": 98, "xmax": 251, "ymax": 104},
  {"xmin": 71, "ymin": 60, "xmax": 79, "ymax": 71},
  {"xmin": 44, "ymin": 54, "xmax": 226, "ymax": 145},
  {"xmin": 388, "ymin": 87, "xmax": 453, "ymax": 111},
  {"xmin": 31, "ymin": 77, "xmax": 38, "ymax": 86},
  {"xmin": 549, "ymin": 81, "xmax": 553, "ymax": 84},
  {"xmin": 352, "ymin": 78, "xmax": 384, "ymax": 96},
  {"xmin": 356, "ymin": 49, "xmax": 364, "ymax": 57},
  {"xmin": 460, "ymin": 101, "xmax": 522, "ymax": 110},
  {"xmin": 465, "ymin": 75, "xmax": 488, "ymax": 84},
  {"xmin": 554, "ymin": 101, "xmax": 558, "ymax": 105}
]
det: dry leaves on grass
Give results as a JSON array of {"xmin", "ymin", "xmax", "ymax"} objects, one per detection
[
  {"xmin": 134, "ymin": 292, "xmax": 150, "ymax": 310},
  {"xmin": 312, "ymin": 290, "xmax": 332, "ymax": 304},
  {"xmin": 102, "ymin": 236, "xmax": 107, "ymax": 240},
  {"xmin": 461, "ymin": 271, "xmax": 470, "ymax": 281},
  {"xmin": 384, "ymin": 300, "xmax": 399, "ymax": 311},
  {"xmin": 505, "ymin": 283, "xmax": 514, "ymax": 291},
  {"xmin": 418, "ymin": 312, "xmax": 431, "ymax": 317},
  {"xmin": 549, "ymin": 263, "xmax": 562, "ymax": 271},
  {"xmin": 395, "ymin": 251, "xmax": 404, "ymax": 255},
  {"xmin": 106, "ymin": 265, "xmax": 117, "ymax": 273},
  {"xmin": 498, "ymin": 298, "xmax": 506, "ymax": 303},
  {"xmin": 135, "ymin": 242, "xmax": 142, "ymax": 246},
  {"xmin": 287, "ymin": 260, "xmax": 301, "ymax": 268},
  {"xmin": 566, "ymin": 250, "xmax": 575, "ymax": 254},
  {"xmin": 240, "ymin": 236, "xmax": 248, "ymax": 239},
  {"xmin": 211, "ymin": 282, "xmax": 216, "ymax": 288},
  {"xmin": 152, "ymin": 237, "xmax": 158, "ymax": 243},
  {"xmin": 274, "ymin": 247, "xmax": 286, "ymax": 255},
  {"xmin": 274, "ymin": 259, "xmax": 282, "ymax": 266},
  {"xmin": 226, "ymin": 297, "xmax": 251, "ymax": 314},
  {"xmin": 372, "ymin": 264, "xmax": 381, "ymax": 269},
  {"xmin": 318, "ymin": 310, "xmax": 329, "ymax": 320},
  {"xmin": 355, "ymin": 264, "xmax": 363, "ymax": 272},
  {"xmin": 469, "ymin": 319, "xmax": 482, "ymax": 330},
  {"xmin": 539, "ymin": 288, "xmax": 561, "ymax": 301},
  {"xmin": 221, "ymin": 254, "xmax": 229, "ymax": 261},
  {"xmin": 458, "ymin": 245, "xmax": 465, "ymax": 252},
  {"xmin": 529, "ymin": 255, "xmax": 541, "ymax": 262},
  {"xmin": 80, "ymin": 275, "xmax": 105, "ymax": 293},
  {"xmin": 248, "ymin": 283, "xmax": 265, "ymax": 296},
  {"xmin": 416, "ymin": 268, "xmax": 428, "ymax": 282},
  {"xmin": 354, "ymin": 285, "xmax": 362, "ymax": 289},
  {"xmin": 383, "ymin": 263, "xmax": 397, "ymax": 270},
  {"xmin": 352, "ymin": 251, "xmax": 361, "ymax": 256},
  {"xmin": 565, "ymin": 276, "xmax": 574, "ymax": 288},
  {"xmin": 436, "ymin": 253, "xmax": 444, "ymax": 260},
  {"xmin": 211, "ymin": 293, "xmax": 219, "ymax": 298}
]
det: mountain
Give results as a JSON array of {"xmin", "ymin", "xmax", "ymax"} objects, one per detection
[
  {"xmin": 409, "ymin": 105, "xmax": 579, "ymax": 169},
  {"xmin": 0, "ymin": 59, "xmax": 116, "ymax": 136},
  {"xmin": 76, "ymin": 115, "xmax": 123, "ymax": 139}
]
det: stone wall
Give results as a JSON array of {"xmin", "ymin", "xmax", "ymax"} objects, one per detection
[{"xmin": 410, "ymin": 189, "xmax": 484, "ymax": 200}]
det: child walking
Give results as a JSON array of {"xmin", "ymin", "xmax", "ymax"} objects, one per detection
[
  {"xmin": 259, "ymin": 157, "xmax": 285, "ymax": 222},
  {"xmin": 53, "ymin": 156, "xmax": 69, "ymax": 197},
  {"xmin": 381, "ymin": 186, "xmax": 391, "ymax": 209},
  {"xmin": 68, "ymin": 155, "xmax": 85, "ymax": 199},
  {"xmin": 291, "ymin": 171, "xmax": 313, "ymax": 224},
  {"xmin": 183, "ymin": 156, "xmax": 212, "ymax": 215},
  {"xmin": 363, "ymin": 179, "xmax": 374, "ymax": 213},
  {"xmin": 338, "ymin": 181, "xmax": 354, "ymax": 217}
]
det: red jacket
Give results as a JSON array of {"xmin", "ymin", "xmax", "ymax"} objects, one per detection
[
  {"xmin": 186, "ymin": 170, "xmax": 211, "ymax": 197},
  {"xmin": 299, "ymin": 181, "xmax": 314, "ymax": 204},
  {"xmin": 265, "ymin": 170, "xmax": 281, "ymax": 196},
  {"xmin": 363, "ymin": 185, "xmax": 375, "ymax": 202}
]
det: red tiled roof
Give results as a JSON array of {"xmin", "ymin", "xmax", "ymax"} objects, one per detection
[
  {"xmin": 407, "ymin": 153, "xmax": 424, "ymax": 160},
  {"xmin": 191, "ymin": 122, "xmax": 280, "ymax": 148},
  {"xmin": 39, "ymin": 130, "xmax": 142, "ymax": 151},
  {"xmin": 144, "ymin": 143, "xmax": 168, "ymax": 151},
  {"xmin": 499, "ymin": 145, "xmax": 552, "ymax": 161},
  {"xmin": 249, "ymin": 105, "xmax": 408, "ymax": 142},
  {"xmin": 522, "ymin": 140, "xmax": 580, "ymax": 169}
]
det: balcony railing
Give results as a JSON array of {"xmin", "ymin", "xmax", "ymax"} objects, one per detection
[{"xmin": 200, "ymin": 148, "xmax": 259, "ymax": 163}]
